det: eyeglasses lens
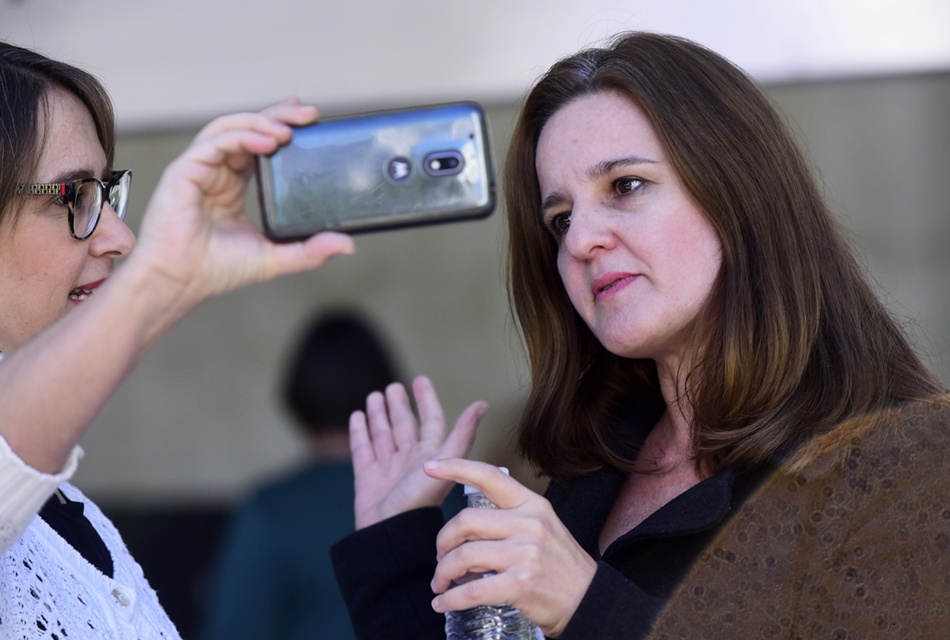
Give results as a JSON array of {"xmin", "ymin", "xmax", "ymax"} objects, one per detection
[
  {"xmin": 109, "ymin": 172, "xmax": 131, "ymax": 221},
  {"xmin": 73, "ymin": 181, "xmax": 103, "ymax": 239}
]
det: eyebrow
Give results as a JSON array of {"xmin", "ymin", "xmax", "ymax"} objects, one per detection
[
  {"xmin": 540, "ymin": 192, "xmax": 569, "ymax": 217},
  {"xmin": 540, "ymin": 155, "xmax": 659, "ymax": 217},
  {"xmin": 587, "ymin": 155, "xmax": 658, "ymax": 180},
  {"xmin": 42, "ymin": 166, "xmax": 107, "ymax": 185}
]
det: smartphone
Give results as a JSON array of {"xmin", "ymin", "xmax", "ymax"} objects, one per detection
[{"xmin": 257, "ymin": 102, "xmax": 495, "ymax": 240}]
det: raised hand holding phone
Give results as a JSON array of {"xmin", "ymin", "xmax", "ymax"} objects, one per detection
[{"xmin": 132, "ymin": 97, "xmax": 355, "ymax": 307}]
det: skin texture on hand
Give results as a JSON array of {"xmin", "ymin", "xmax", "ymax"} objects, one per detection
[
  {"xmin": 349, "ymin": 376, "xmax": 487, "ymax": 530},
  {"xmin": 425, "ymin": 458, "xmax": 598, "ymax": 638}
]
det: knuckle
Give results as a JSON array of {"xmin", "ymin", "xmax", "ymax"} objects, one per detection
[
  {"xmin": 462, "ymin": 575, "xmax": 492, "ymax": 602},
  {"xmin": 456, "ymin": 542, "xmax": 478, "ymax": 566},
  {"xmin": 520, "ymin": 545, "xmax": 543, "ymax": 573},
  {"xmin": 510, "ymin": 563, "xmax": 535, "ymax": 587},
  {"xmin": 522, "ymin": 516, "xmax": 548, "ymax": 540},
  {"xmin": 455, "ymin": 508, "xmax": 478, "ymax": 530},
  {"xmin": 435, "ymin": 523, "xmax": 453, "ymax": 547}
]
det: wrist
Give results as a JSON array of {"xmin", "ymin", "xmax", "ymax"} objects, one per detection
[{"xmin": 108, "ymin": 252, "xmax": 202, "ymax": 344}]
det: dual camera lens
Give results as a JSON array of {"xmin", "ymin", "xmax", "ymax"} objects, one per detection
[
  {"xmin": 386, "ymin": 151, "xmax": 465, "ymax": 183},
  {"xmin": 424, "ymin": 151, "xmax": 464, "ymax": 177}
]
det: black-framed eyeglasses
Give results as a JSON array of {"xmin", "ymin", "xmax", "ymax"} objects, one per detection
[{"xmin": 17, "ymin": 170, "xmax": 132, "ymax": 240}]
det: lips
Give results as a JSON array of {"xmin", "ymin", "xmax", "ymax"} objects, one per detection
[
  {"xmin": 592, "ymin": 272, "xmax": 638, "ymax": 297},
  {"xmin": 69, "ymin": 279, "xmax": 105, "ymax": 302}
]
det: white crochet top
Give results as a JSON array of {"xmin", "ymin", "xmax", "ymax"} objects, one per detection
[{"xmin": 0, "ymin": 434, "xmax": 181, "ymax": 640}]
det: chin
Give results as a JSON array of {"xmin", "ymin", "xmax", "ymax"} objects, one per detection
[
  {"xmin": 597, "ymin": 336, "xmax": 647, "ymax": 360},
  {"xmin": 590, "ymin": 322, "xmax": 643, "ymax": 357}
]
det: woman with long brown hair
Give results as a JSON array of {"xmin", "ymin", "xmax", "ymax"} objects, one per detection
[{"xmin": 331, "ymin": 32, "xmax": 949, "ymax": 639}]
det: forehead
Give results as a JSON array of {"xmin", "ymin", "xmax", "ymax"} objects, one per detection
[
  {"xmin": 35, "ymin": 88, "xmax": 108, "ymax": 182},
  {"xmin": 535, "ymin": 92, "xmax": 666, "ymax": 192},
  {"xmin": 536, "ymin": 91, "xmax": 665, "ymax": 177}
]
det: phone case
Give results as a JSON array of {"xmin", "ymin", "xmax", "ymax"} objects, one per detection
[{"xmin": 257, "ymin": 102, "xmax": 495, "ymax": 240}]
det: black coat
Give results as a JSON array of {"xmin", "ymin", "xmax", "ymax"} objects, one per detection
[{"xmin": 331, "ymin": 399, "xmax": 774, "ymax": 640}]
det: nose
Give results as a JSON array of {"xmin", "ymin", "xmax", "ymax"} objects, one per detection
[
  {"xmin": 88, "ymin": 203, "xmax": 136, "ymax": 258},
  {"xmin": 562, "ymin": 204, "xmax": 617, "ymax": 259}
]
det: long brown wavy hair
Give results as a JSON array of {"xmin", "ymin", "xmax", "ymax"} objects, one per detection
[{"xmin": 507, "ymin": 32, "xmax": 943, "ymax": 478}]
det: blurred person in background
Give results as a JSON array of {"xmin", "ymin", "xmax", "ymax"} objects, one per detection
[
  {"xmin": 200, "ymin": 311, "xmax": 400, "ymax": 640},
  {"xmin": 0, "ymin": 41, "xmax": 353, "ymax": 640}
]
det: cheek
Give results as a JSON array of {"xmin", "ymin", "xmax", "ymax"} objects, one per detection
[
  {"xmin": 556, "ymin": 251, "xmax": 581, "ymax": 302},
  {"xmin": 8, "ymin": 236, "xmax": 86, "ymax": 295},
  {"xmin": 673, "ymin": 223, "xmax": 722, "ymax": 305},
  {"xmin": 556, "ymin": 251, "xmax": 597, "ymax": 326}
]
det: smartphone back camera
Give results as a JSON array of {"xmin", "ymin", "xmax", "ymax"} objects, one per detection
[{"xmin": 424, "ymin": 151, "xmax": 465, "ymax": 178}]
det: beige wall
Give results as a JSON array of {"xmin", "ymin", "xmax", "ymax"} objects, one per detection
[
  {"xmin": 75, "ymin": 74, "xmax": 950, "ymax": 506},
  {"xmin": 769, "ymin": 73, "xmax": 950, "ymax": 379}
]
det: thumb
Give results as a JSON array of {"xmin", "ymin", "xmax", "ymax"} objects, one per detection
[
  {"xmin": 439, "ymin": 401, "xmax": 488, "ymax": 460},
  {"xmin": 260, "ymin": 231, "xmax": 356, "ymax": 279}
]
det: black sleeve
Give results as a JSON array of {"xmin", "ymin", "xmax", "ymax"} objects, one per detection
[
  {"xmin": 330, "ymin": 507, "xmax": 446, "ymax": 640},
  {"xmin": 558, "ymin": 561, "xmax": 664, "ymax": 640}
]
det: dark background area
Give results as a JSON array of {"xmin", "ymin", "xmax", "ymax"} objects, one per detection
[{"xmin": 105, "ymin": 506, "xmax": 231, "ymax": 640}]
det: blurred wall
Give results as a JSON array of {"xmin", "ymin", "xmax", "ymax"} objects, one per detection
[
  {"xmin": 3, "ymin": 0, "xmax": 948, "ymax": 130},
  {"xmin": 75, "ymin": 73, "xmax": 950, "ymax": 507},
  {"xmin": 769, "ymin": 72, "xmax": 950, "ymax": 381}
]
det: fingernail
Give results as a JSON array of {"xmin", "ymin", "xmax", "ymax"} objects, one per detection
[
  {"xmin": 424, "ymin": 460, "xmax": 439, "ymax": 471},
  {"xmin": 431, "ymin": 596, "xmax": 441, "ymax": 612}
]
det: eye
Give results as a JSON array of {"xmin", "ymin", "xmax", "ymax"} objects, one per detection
[
  {"xmin": 614, "ymin": 176, "xmax": 643, "ymax": 196},
  {"xmin": 546, "ymin": 212, "xmax": 571, "ymax": 237}
]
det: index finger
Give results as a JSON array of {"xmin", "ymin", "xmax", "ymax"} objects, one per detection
[
  {"xmin": 424, "ymin": 458, "xmax": 533, "ymax": 510},
  {"xmin": 259, "ymin": 97, "xmax": 320, "ymax": 126},
  {"xmin": 191, "ymin": 103, "xmax": 316, "ymax": 146}
]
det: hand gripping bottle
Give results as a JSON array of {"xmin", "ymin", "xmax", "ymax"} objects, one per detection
[{"xmin": 444, "ymin": 468, "xmax": 544, "ymax": 640}]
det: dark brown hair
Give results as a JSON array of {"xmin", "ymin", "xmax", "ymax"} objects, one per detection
[
  {"xmin": 0, "ymin": 41, "xmax": 115, "ymax": 225},
  {"xmin": 282, "ymin": 311, "xmax": 400, "ymax": 434},
  {"xmin": 507, "ymin": 32, "xmax": 943, "ymax": 478}
]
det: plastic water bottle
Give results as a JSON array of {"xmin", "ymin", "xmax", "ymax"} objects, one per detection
[{"xmin": 444, "ymin": 468, "xmax": 544, "ymax": 640}]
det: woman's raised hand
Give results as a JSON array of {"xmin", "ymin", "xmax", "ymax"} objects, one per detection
[
  {"xmin": 0, "ymin": 101, "xmax": 354, "ymax": 479},
  {"xmin": 128, "ymin": 98, "xmax": 354, "ymax": 312},
  {"xmin": 349, "ymin": 376, "xmax": 488, "ymax": 530},
  {"xmin": 426, "ymin": 459, "xmax": 598, "ymax": 638}
]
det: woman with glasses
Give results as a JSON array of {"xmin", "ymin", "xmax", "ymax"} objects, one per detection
[
  {"xmin": 330, "ymin": 32, "xmax": 950, "ymax": 639},
  {"xmin": 0, "ymin": 42, "xmax": 353, "ymax": 639}
]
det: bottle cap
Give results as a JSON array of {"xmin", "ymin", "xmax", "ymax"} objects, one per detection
[{"xmin": 463, "ymin": 466, "xmax": 508, "ymax": 495}]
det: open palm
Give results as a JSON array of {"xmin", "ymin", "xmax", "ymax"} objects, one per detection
[{"xmin": 349, "ymin": 376, "xmax": 487, "ymax": 530}]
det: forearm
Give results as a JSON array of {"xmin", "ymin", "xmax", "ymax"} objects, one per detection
[{"xmin": 332, "ymin": 507, "xmax": 447, "ymax": 640}]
